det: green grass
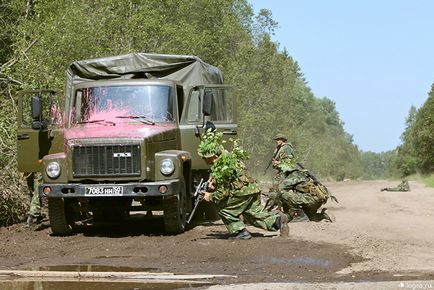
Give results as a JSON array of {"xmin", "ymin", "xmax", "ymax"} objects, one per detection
[
  {"xmin": 422, "ymin": 175, "xmax": 434, "ymax": 188},
  {"xmin": 408, "ymin": 173, "xmax": 434, "ymax": 188}
]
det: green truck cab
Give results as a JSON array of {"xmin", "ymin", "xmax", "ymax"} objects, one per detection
[{"xmin": 17, "ymin": 53, "xmax": 237, "ymax": 235}]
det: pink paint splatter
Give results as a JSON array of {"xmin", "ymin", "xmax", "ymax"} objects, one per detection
[{"xmin": 88, "ymin": 108, "xmax": 130, "ymax": 123}]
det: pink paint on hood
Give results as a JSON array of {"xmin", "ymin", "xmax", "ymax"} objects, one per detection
[
  {"xmin": 65, "ymin": 122, "xmax": 176, "ymax": 140},
  {"xmin": 66, "ymin": 108, "xmax": 177, "ymax": 140}
]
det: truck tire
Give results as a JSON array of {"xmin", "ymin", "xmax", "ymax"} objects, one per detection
[
  {"xmin": 48, "ymin": 198, "xmax": 74, "ymax": 236},
  {"xmin": 163, "ymin": 183, "xmax": 187, "ymax": 234}
]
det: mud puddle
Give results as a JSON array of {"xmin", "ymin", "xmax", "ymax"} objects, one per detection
[
  {"xmin": 0, "ymin": 280, "xmax": 198, "ymax": 290},
  {"xmin": 0, "ymin": 265, "xmax": 214, "ymax": 290}
]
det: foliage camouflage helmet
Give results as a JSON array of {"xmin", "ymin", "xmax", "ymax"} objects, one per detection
[
  {"xmin": 197, "ymin": 129, "xmax": 224, "ymax": 158},
  {"xmin": 273, "ymin": 133, "xmax": 288, "ymax": 141}
]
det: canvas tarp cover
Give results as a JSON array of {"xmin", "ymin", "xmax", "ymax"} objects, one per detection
[{"xmin": 65, "ymin": 53, "xmax": 224, "ymax": 98}]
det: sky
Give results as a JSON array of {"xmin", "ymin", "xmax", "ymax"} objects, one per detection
[{"xmin": 249, "ymin": 0, "xmax": 434, "ymax": 153}]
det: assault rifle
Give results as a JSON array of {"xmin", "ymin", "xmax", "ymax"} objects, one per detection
[
  {"xmin": 186, "ymin": 178, "xmax": 209, "ymax": 224},
  {"xmin": 263, "ymin": 144, "xmax": 282, "ymax": 175},
  {"xmin": 297, "ymin": 162, "xmax": 339, "ymax": 203}
]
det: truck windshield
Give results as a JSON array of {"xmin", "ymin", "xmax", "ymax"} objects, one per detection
[{"xmin": 71, "ymin": 85, "xmax": 173, "ymax": 124}]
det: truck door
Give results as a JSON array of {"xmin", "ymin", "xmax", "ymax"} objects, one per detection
[
  {"xmin": 17, "ymin": 90, "xmax": 64, "ymax": 172},
  {"xmin": 179, "ymin": 85, "xmax": 237, "ymax": 169}
]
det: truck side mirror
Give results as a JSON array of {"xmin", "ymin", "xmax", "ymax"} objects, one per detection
[
  {"xmin": 31, "ymin": 95, "xmax": 42, "ymax": 119},
  {"xmin": 202, "ymin": 91, "xmax": 213, "ymax": 116},
  {"xmin": 31, "ymin": 95, "xmax": 47, "ymax": 130}
]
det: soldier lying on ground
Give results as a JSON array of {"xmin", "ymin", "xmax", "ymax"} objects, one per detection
[
  {"xmin": 198, "ymin": 129, "xmax": 289, "ymax": 240},
  {"xmin": 380, "ymin": 180, "xmax": 410, "ymax": 192}
]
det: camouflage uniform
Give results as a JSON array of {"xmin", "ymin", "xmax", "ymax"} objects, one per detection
[
  {"xmin": 198, "ymin": 129, "xmax": 288, "ymax": 239},
  {"xmin": 278, "ymin": 172, "xmax": 331, "ymax": 221},
  {"xmin": 267, "ymin": 134, "xmax": 332, "ymax": 222},
  {"xmin": 208, "ymin": 164, "xmax": 280, "ymax": 235},
  {"xmin": 381, "ymin": 180, "xmax": 410, "ymax": 192},
  {"xmin": 272, "ymin": 142, "xmax": 296, "ymax": 187},
  {"xmin": 265, "ymin": 135, "xmax": 296, "ymax": 211},
  {"xmin": 26, "ymin": 172, "xmax": 43, "ymax": 226}
]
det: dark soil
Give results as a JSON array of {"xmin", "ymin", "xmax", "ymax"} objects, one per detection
[{"xmin": 2, "ymin": 180, "xmax": 434, "ymax": 287}]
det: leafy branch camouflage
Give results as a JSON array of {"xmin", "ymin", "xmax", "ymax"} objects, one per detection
[
  {"xmin": 197, "ymin": 129, "xmax": 225, "ymax": 158},
  {"xmin": 210, "ymin": 138, "xmax": 249, "ymax": 188}
]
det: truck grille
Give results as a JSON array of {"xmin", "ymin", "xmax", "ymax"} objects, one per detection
[{"xmin": 72, "ymin": 144, "xmax": 141, "ymax": 177}]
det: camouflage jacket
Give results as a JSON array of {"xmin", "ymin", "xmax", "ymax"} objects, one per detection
[
  {"xmin": 273, "ymin": 142, "xmax": 297, "ymax": 174},
  {"xmin": 397, "ymin": 180, "xmax": 410, "ymax": 191},
  {"xmin": 209, "ymin": 160, "xmax": 261, "ymax": 203}
]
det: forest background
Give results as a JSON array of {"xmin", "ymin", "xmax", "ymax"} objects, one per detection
[{"xmin": 1, "ymin": 0, "xmax": 433, "ymax": 226}]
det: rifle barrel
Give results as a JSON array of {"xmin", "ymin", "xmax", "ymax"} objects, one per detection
[{"xmin": 186, "ymin": 179, "xmax": 208, "ymax": 224}]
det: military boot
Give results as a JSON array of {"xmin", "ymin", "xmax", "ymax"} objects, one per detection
[
  {"xmin": 320, "ymin": 208, "xmax": 335, "ymax": 223},
  {"xmin": 26, "ymin": 215, "xmax": 36, "ymax": 227},
  {"xmin": 290, "ymin": 209, "xmax": 309, "ymax": 223},
  {"xmin": 229, "ymin": 228, "xmax": 252, "ymax": 240},
  {"xmin": 26, "ymin": 214, "xmax": 45, "ymax": 228},
  {"xmin": 275, "ymin": 214, "xmax": 289, "ymax": 237}
]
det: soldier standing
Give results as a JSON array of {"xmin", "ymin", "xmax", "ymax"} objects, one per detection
[
  {"xmin": 198, "ymin": 130, "xmax": 289, "ymax": 239},
  {"xmin": 26, "ymin": 172, "xmax": 44, "ymax": 227},
  {"xmin": 267, "ymin": 133, "xmax": 335, "ymax": 223}
]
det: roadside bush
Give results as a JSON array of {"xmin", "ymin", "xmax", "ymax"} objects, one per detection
[
  {"xmin": 0, "ymin": 80, "xmax": 29, "ymax": 227},
  {"xmin": 0, "ymin": 171, "xmax": 29, "ymax": 227}
]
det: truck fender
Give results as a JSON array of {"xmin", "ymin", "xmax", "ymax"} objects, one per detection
[{"xmin": 155, "ymin": 150, "xmax": 191, "ymax": 181}]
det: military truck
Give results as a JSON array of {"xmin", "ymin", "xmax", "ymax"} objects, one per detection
[{"xmin": 17, "ymin": 53, "xmax": 237, "ymax": 235}]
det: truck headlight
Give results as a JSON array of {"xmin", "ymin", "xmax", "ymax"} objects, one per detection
[
  {"xmin": 160, "ymin": 159, "xmax": 175, "ymax": 176},
  {"xmin": 46, "ymin": 162, "xmax": 61, "ymax": 179}
]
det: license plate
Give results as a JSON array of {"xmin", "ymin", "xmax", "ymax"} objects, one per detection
[{"xmin": 85, "ymin": 186, "xmax": 123, "ymax": 196}]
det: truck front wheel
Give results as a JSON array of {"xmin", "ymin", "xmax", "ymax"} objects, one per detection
[
  {"xmin": 48, "ymin": 198, "xmax": 74, "ymax": 236},
  {"xmin": 163, "ymin": 183, "xmax": 187, "ymax": 234}
]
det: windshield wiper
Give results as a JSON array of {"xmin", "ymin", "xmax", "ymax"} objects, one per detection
[
  {"xmin": 115, "ymin": 115, "xmax": 155, "ymax": 125},
  {"xmin": 77, "ymin": 120, "xmax": 116, "ymax": 126}
]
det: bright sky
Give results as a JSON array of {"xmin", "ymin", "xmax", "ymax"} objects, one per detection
[{"xmin": 249, "ymin": 0, "xmax": 434, "ymax": 153}]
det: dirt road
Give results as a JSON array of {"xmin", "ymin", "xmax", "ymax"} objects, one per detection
[{"xmin": 0, "ymin": 180, "xmax": 433, "ymax": 288}]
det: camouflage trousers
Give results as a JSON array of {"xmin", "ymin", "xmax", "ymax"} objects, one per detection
[
  {"xmin": 266, "ymin": 173, "xmax": 328, "ymax": 222},
  {"xmin": 26, "ymin": 172, "xmax": 42, "ymax": 217},
  {"xmin": 382, "ymin": 187, "xmax": 407, "ymax": 192},
  {"xmin": 279, "ymin": 189, "xmax": 325, "ymax": 221},
  {"xmin": 265, "ymin": 170, "xmax": 311, "ymax": 212},
  {"xmin": 217, "ymin": 192, "xmax": 278, "ymax": 234}
]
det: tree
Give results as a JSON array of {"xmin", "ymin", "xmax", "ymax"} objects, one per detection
[
  {"xmin": 410, "ymin": 84, "xmax": 434, "ymax": 173},
  {"xmin": 0, "ymin": 0, "xmax": 365, "ymax": 225},
  {"xmin": 393, "ymin": 105, "xmax": 419, "ymax": 176},
  {"xmin": 0, "ymin": 1, "xmax": 20, "ymax": 64}
]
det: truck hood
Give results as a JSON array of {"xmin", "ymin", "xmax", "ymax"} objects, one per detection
[{"xmin": 65, "ymin": 123, "xmax": 177, "ymax": 141}]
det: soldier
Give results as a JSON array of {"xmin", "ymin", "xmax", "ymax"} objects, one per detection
[
  {"xmin": 198, "ymin": 130, "xmax": 289, "ymax": 239},
  {"xmin": 381, "ymin": 180, "xmax": 410, "ymax": 192},
  {"xmin": 264, "ymin": 134, "xmax": 305, "ymax": 220},
  {"xmin": 26, "ymin": 172, "xmax": 44, "ymax": 227},
  {"xmin": 267, "ymin": 133, "xmax": 335, "ymax": 223}
]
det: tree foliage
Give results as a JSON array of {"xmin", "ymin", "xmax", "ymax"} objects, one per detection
[
  {"xmin": 359, "ymin": 151, "xmax": 389, "ymax": 180},
  {"xmin": 410, "ymin": 86, "xmax": 434, "ymax": 173},
  {"xmin": 1, "ymin": 0, "xmax": 366, "ymax": 225},
  {"xmin": 381, "ymin": 84, "xmax": 434, "ymax": 178},
  {"xmin": 393, "ymin": 86, "xmax": 434, "ymax": 175},
  {"xmin": 363, "ymin": 90, "xmax": 434, "ymax": 180},
  {"xmin": 392, "ymin": 106, "xmax": 419, "ymax": 176},
  {"xmin": 0, "ymin": 1, "xmax": 19, "ymax": 64}
]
